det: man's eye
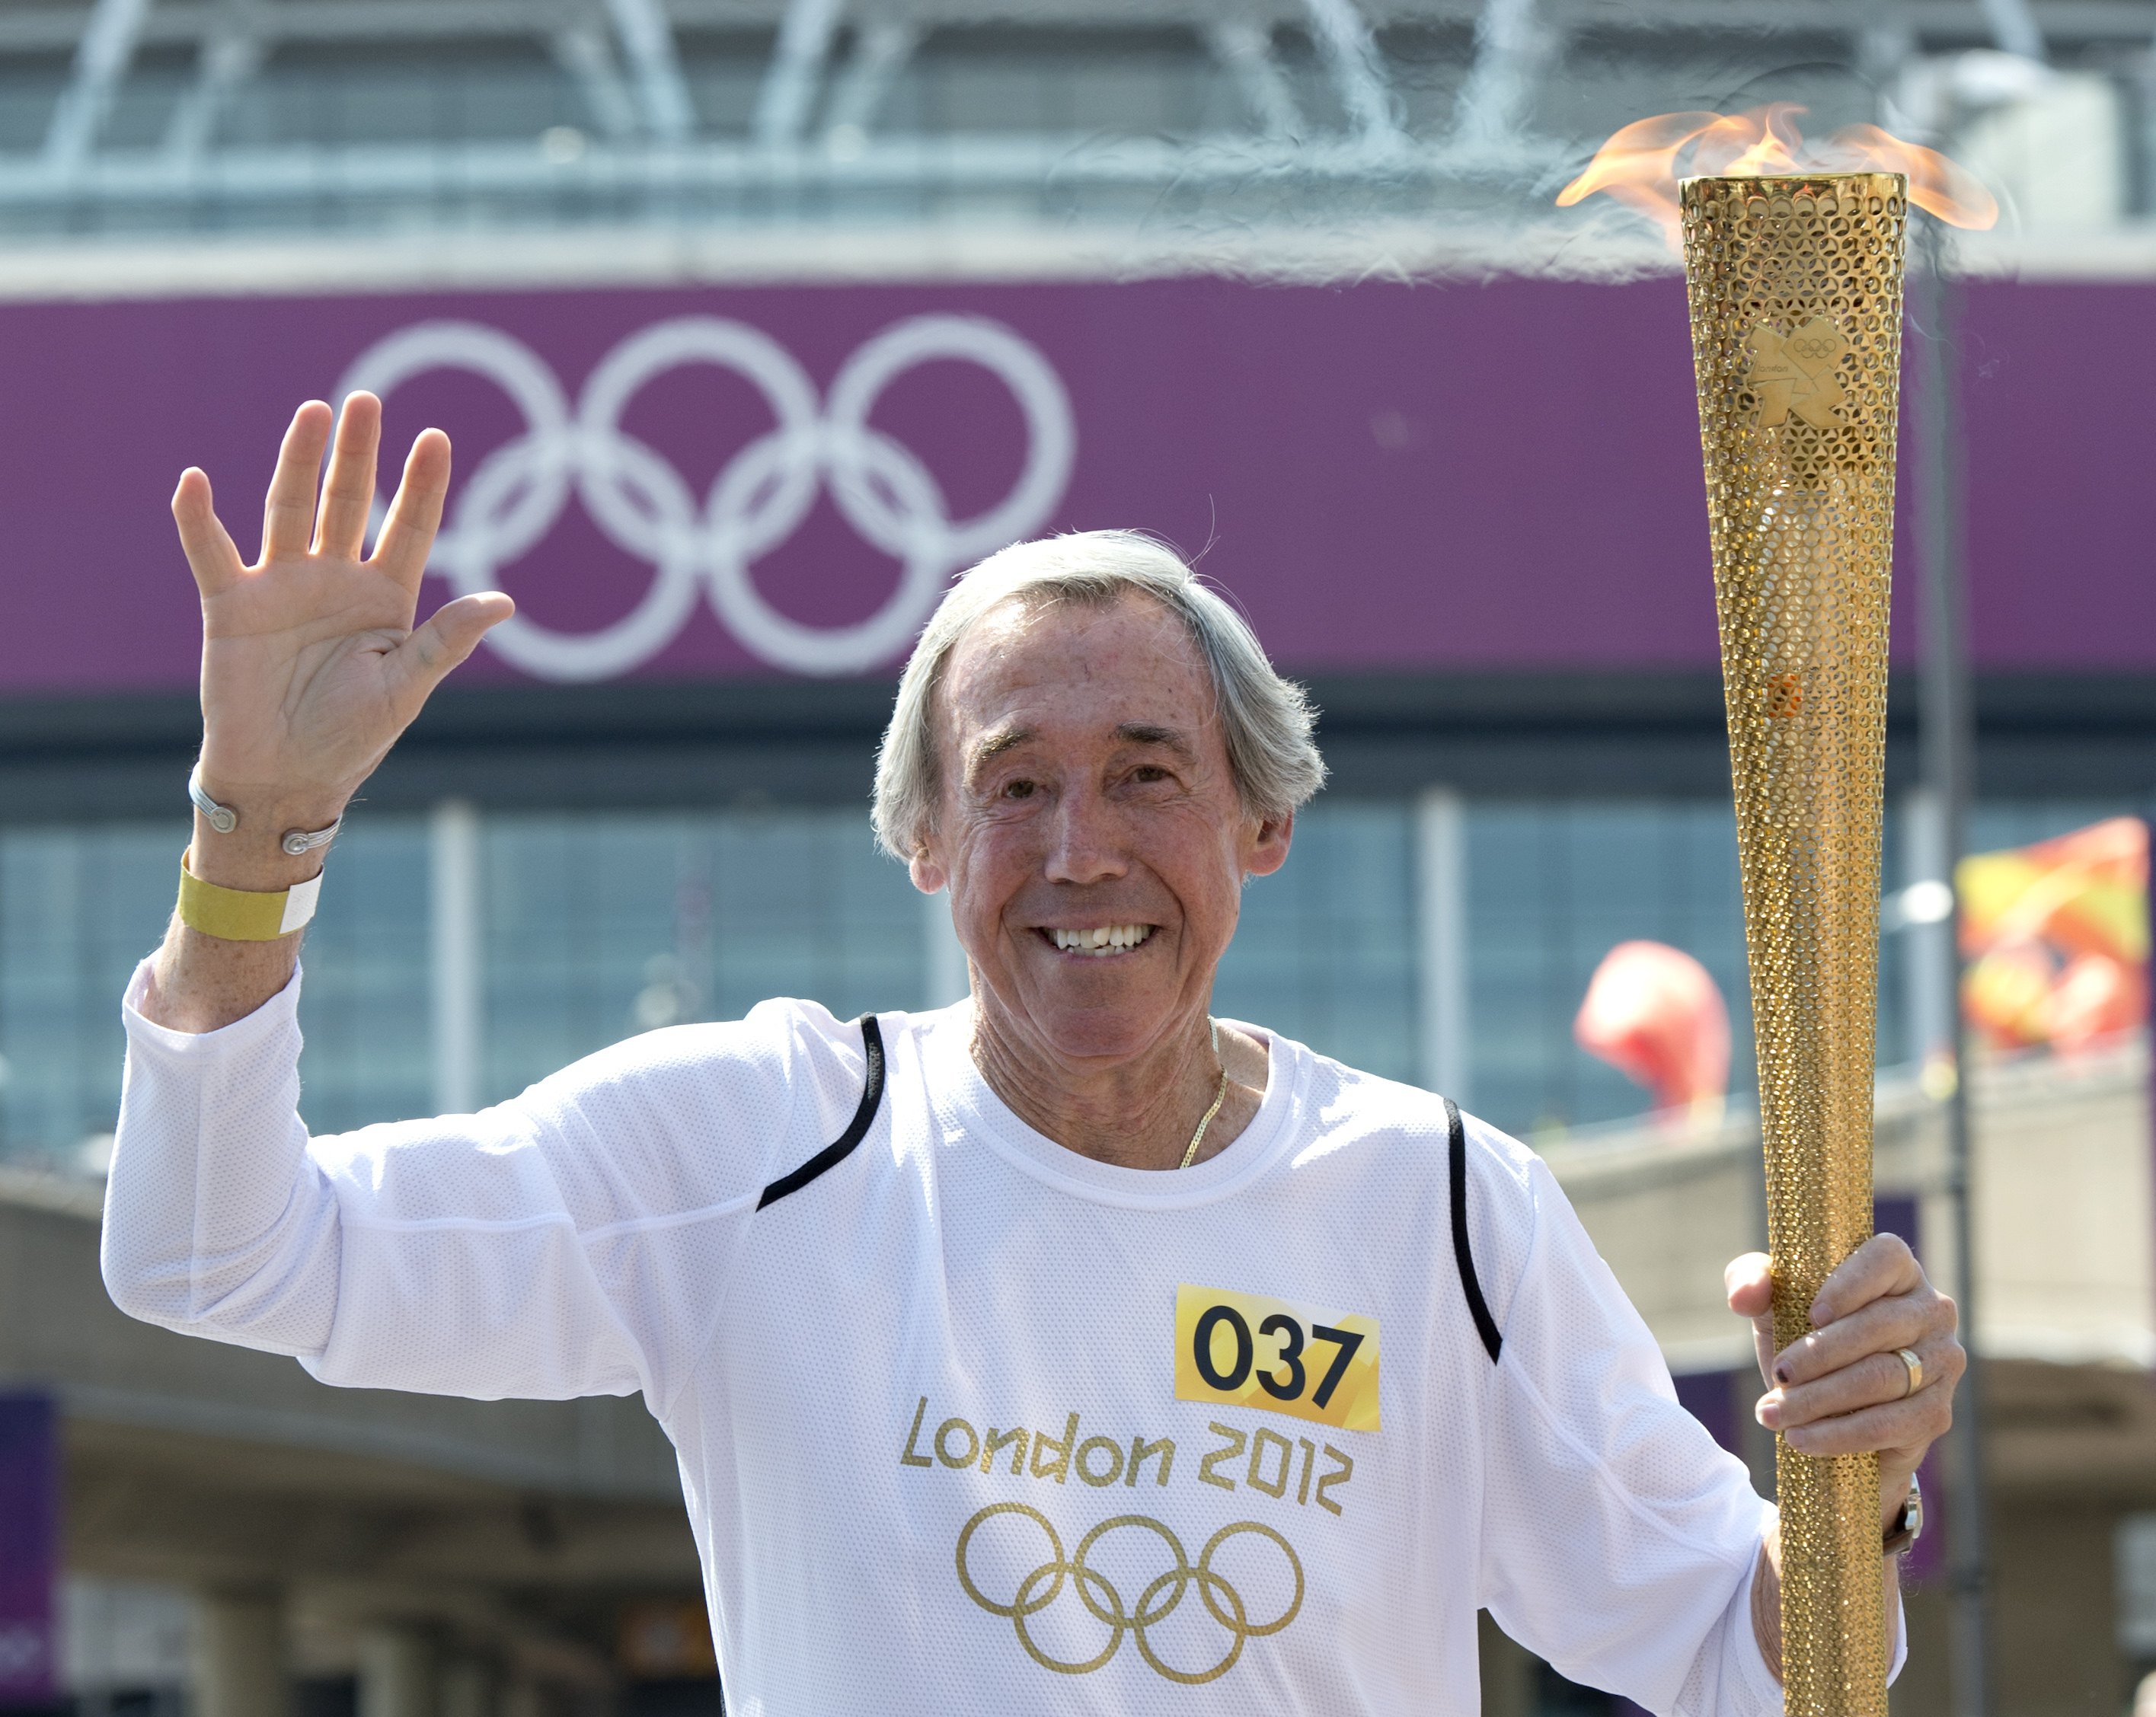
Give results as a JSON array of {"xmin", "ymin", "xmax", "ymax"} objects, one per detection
[
  {"xmin": 1003, "ymin": 780, "xmax": 1036, "ymax": 800},
  {"xmin": 1132, "ymin": 766, "xmax": 1168, "ymax": 783}
]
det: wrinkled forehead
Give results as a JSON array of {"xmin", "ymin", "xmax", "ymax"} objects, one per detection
[{"xmin": 935, "ymin": 589, "xmax": 1217, "ymax": 754}]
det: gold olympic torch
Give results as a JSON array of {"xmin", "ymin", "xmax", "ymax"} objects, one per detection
[
  {"xmin": 1560, "ymin": 107, "xmax": 1996, "ymax": 1717},
  {"xmin": 1688, "ymin": 165, "xmax": 1902, "ymax": 1717}
]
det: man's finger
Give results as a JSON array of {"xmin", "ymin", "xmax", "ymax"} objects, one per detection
[
  {"xmin": 315, "ymin": 391, "xmax": 383, "ymax": 562},
  {"xmin": 1809, "ymin": 1232, "xmax": 1922, "ymax": 1327},
  {"xmin": 171, "ymin": 468, "xmax": 246, "ymax": 598},
  {"xmin": 1764, "ymin": 1339, "xmax": 1955, "ymax": 1429},
  {"xmin": 371, "ymin": 428, "xmax": 452, "ymax": 592},
  {"xmin": 1771, "ymin": 1293, "xmax": 1940, "ymax": 1387},
  {"xmin": 385, "ymin": 592, "xmax": 514, "ymax": 715},
  {"xmin": 261, "ymin": 401, "xmax": 334, "ymax": 566},
  {"xmin": 1781, "ymin": 1387, "xmax": 1954, "ymax": 1459}
]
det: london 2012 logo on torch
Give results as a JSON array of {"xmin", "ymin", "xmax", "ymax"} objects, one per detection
[{"xmin": 334, "ymin": 314, "xmax": 1077, "ymax": 682}]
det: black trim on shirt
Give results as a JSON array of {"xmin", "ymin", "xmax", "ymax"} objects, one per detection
[
  {"xmin": 755, "ymin": 1025, "xmax": 1504, "ymax": 1368},
  {"xmin": 756, "ymin": 1016, "xmax": 886, "ymax": 1210},
  {"xmin": 1447, "ymin": 1096, "xmax": 1503, "ymax": 1363}
]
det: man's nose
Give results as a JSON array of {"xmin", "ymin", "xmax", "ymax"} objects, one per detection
[{"xmin": 1043, "ymin": 790, "xmax": 1129, "ymax": 886}]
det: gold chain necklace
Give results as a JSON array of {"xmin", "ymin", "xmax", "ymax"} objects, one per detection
[{"xmin": 1178, "ymin": 1019, "xmax": 1228, "ymax": 1170}]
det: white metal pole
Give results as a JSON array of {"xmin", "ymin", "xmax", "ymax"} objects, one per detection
[
  {"xmin": 431, "ymin": 799, "xmax": 484, "ymax": 1116},
  {"xmin": 1914, "ymin": 217, "xmax": 1992, "ymax": 1717},
  {"xmin": 1902, "ymin": 786, "xmax": 1953, "ymax": 1068},
  {"xmin": 1416, "ymin": 787, "xmax": 1469, "ymax": 1103}
]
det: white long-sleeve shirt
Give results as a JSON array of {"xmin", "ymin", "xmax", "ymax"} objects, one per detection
[{"xmin": 106, "ymin": 962, "xmax": 1808, "ymax": 1715}]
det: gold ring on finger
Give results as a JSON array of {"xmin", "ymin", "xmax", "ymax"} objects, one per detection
[{"xmin": 1895, "ymin": 1347, "xmax": 1922, "ymax": 1398}]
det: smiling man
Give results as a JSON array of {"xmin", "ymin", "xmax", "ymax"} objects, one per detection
[{"xmin": 104, "ymin": 397, "xmax": 1961, "ymax": 1715}]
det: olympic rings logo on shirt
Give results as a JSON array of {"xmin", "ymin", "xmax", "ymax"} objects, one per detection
[
  {"xmin": 954, "ymin": 1501, "xmax": 1303, "ymax": 1684},
  {"xmin": 333, "ymin": 314, "xmax": 1076, "ymax": 681}
]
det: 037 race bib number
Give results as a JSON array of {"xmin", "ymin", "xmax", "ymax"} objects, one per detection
[{"xmin": 1174, "ymin": 1284, "xmax": 1379, "ymax": 1433}]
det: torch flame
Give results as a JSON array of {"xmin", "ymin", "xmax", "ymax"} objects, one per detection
[{"xmin": 1557, "ymin": 102, "xmax": 1998, "ymax": 247}]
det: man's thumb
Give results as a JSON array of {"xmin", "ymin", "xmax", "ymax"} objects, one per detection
[
  {"xmin": 1723, "ymin": 1250, "xmax": 1774, "ymax": 1317},
  {"xmin": 394, "ymin": 593, "xmax": 515, "ymax": 701}
]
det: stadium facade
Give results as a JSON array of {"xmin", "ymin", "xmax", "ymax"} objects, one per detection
[{"xmin": 11, "ymin": 270, "xmax": 2154, "ymax": 1165}]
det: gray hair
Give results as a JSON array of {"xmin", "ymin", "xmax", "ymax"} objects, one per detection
[{"xmin": 871, "ymin": 530, "xmax": 1327, "ymax": 860}]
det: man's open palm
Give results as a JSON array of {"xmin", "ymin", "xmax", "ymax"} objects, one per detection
[{"xmin": 175, "ymin": 392, "xmax": 512, "ymax": 812}]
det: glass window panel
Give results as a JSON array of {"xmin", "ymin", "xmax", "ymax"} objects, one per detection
[
  {"xmin": 0, "ymin": 823, "xmax": 179, "ymax": 1172},
  {"xmin": 1463, "ymin": 796, "xmax": 2156, "ymax": 1141},
  {"xmin": 295, "ymin": 819, "xmax": 433, "ymax": 1135},
  {"xmin": 1464, "ymin": 801, "xmax": 1755, "ymax": 1141},
  {"xmin": 0, "ymin": 793, "xmax": 2135, "ymax": 1176},
  {"xmin": 1213, "ymin": 800, "xmax": 1418, "ymax": 1084},
  {"xmin": 481, "ymin": 809, "xmax": 922, "ymax": 1106}
]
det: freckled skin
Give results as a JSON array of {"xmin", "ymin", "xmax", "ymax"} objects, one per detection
[{"xmin": 909, "ymin": 593, "xmax": 1289, "ymax": 1171}]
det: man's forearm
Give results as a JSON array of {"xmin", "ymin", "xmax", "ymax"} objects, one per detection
[{"xmin": 142, "ymin": 794, "xmax": 344, "ymax": 1033}]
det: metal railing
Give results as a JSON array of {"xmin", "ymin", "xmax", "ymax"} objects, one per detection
[{"xmin": 0, "ymin": 0, "xmax": 2127, "ymax": 238}]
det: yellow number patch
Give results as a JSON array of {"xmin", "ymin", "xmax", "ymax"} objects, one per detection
[{"xmin": 1174, "ymin": 1284, "xmax": 1379, "ymax": 1433}]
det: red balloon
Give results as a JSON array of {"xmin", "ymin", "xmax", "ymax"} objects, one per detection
[{"xmin": 1575, "ymin": 940, "xmax": 1733, "ymax": 1115}]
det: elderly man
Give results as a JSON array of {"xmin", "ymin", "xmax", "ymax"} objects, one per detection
[{"xmin": 106, "ymin": 396, "xmax": 1960, "ymax": 1714}]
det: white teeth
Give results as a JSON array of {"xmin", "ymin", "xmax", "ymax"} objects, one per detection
[{"xmin": 1049, "ymin": 924, "xmax": 1153, "ymax": 956}]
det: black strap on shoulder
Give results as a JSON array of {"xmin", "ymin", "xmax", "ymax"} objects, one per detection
[
  {"xmin": 756, "ymin": 1016, "xmax": 886, "ymax": 1211},
  {"xmin": 1447, "ymin": 1096, "xmax": 1503, "ymax": 1363}
]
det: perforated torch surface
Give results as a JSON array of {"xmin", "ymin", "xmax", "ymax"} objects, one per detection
[{"xmin": 1681, "ymin": 171, "xmax": 1905, "ymax": 1717}]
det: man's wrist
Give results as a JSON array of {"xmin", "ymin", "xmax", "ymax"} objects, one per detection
[
  {"xmin": 1880, "ymin": 1470, "xmax": 1923, "ymax": 1555},
  {"xmin": 1879, "ymin": 1462, "xmax": 1919, "ymax": 1532},
  {"xmin": 187, "ymin": 819, "xmax": 328, "ymax": 893},
  {"xmin": 1752, "ymin": 1527, "xmax": 1784, "ymax": 1685},
  {"xmin": 186, "ymin": 776, "xmax": 349, "ymax": 892}
]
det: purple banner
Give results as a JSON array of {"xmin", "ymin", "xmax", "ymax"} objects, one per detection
[
  {"xmin": 0, "ymin": 1393, "xmax": 57, "ymax": 1706},
  {"xmin": 0, "ymin": 276, "xmax": 2146, "ymax": 693}
]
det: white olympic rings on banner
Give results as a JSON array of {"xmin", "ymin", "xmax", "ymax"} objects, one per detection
[{"xmin": 333, "ymin": 314, "xmax": 1076, "ymax": 680}]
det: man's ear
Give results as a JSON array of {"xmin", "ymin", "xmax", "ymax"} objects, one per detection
[
  {"xmin": 909, "ymin": 849, "xmax": 949, "ymax": 895},
  {"xmin": 1243, "ymin": 811, "xmax": 1294, "ymax": 879}
]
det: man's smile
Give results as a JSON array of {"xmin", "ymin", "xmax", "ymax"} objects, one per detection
[{"xmin": 1041, "ymin": 924, "xmax": 1156, "ymax": 957}]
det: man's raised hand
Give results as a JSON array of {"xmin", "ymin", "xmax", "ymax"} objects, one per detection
[{"xmin": 176, "ymin": 392, "xmax": 512, "ymax": 862}]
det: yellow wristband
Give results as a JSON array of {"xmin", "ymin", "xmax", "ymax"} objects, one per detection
[{"xmin": 177, "ymin": 853, "xmax": 323, "ymax": 941}]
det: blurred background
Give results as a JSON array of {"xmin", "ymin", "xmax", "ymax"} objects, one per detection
[{"xmin": 0, "ymin": 0, "xmax": 2148, "ymax": 1713}]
